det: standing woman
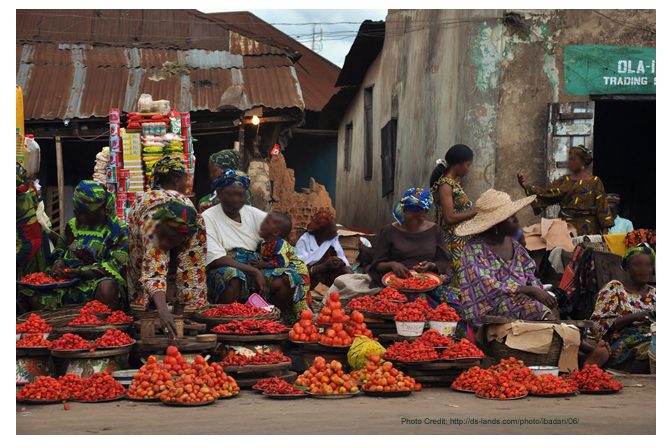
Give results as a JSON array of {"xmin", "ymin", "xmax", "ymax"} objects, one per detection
[
  {"xmin": 517, "ymin": 145, "xmax": 614, "ymax": 235},
  {"xmin": 430, "ymin": 145, "xmax": 477, "ymax": 278},
  {"xmin": 198, "ymin": 149, "xmax": 250, "ymax": 212}
]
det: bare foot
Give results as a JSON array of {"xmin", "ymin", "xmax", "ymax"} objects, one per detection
[{"xmin": 584, "ymin": 340, "xmax": 611, "ymax": 367}]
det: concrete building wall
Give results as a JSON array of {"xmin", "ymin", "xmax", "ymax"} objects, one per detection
[{"xmin": 335, "ymin": 9, "xmax": 655, "ymax": 230}]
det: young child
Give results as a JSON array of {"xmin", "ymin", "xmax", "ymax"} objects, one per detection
[{"xmin": 252, "ymin": 211, "xmax": 312, "ymax": 306}]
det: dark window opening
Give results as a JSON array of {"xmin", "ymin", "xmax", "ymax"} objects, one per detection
[
  {"xmin": 593, "ymin": 99, "xmax": 655, "ymax": 229},
  {"xmin": 363, "ymin": 86, "xmax": 373, "ymax": 180},
  {"xmin": 344, "ymin": 122, "xmax": 353, "ymax": 172},
  {"xmin": 381, "ymin": 118, "xmax": 398, "ymax": 197}
]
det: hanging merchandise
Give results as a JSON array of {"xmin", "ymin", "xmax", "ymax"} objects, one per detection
[{"xmin": 23, "ymin": 135, "xmax": 41, "ymax": 177}]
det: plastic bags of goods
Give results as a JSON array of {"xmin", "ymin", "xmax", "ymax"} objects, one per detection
[
  {"xmin": 162, "ymin": 133, "xmax": 184, "ymax": 157},
  {"xmin": 23, "ymin": 135, "xmax": 41, "ymax": 177},
  {"xmin": 347, "ymin": 336, "xmax": 386, "ymax": 371},
  {"xmin": 93, "ymin": 147, "xmax": 110, "ymax": 184}
]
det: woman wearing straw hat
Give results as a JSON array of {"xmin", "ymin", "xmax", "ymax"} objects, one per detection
[
  {"xmin": 455, "ymin": 189, "xmax": 558, "ymax": 328},
  {"xmin": 517, "ymin": 145, "xmax": 614, "ymax": 236}
]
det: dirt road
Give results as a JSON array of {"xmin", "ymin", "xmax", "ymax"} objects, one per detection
[{"xmin": 16, "ymin": 374, "xmax": 654, "ymax": 435}]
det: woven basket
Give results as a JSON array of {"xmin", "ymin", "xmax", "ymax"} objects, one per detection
[
  {"xmin": 17, "ymin": 305, "xmax": 84, "ymax": 328},
  {"xmin": 649, "ymin": 349, "xmax": 656, "ymax": 374},
  {"xmin": 485, "ymin": 332, "xmax": 563, "ymax": 367}
]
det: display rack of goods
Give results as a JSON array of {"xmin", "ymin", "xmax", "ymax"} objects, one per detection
[
  {"xmin": 16, "ymin": 333, "xmax": 51, "ymax": 349},
  {"xmin": 127, "ymin": 355, "xmax": 174, "ymax": 401},
  {"xmin": 59, "ymin": 373, "xmax": 85, "ymax": 400},
  {"xmin": 414, "ymin": 329, "xmax": 454, "ymax": 348},
  {"xmin": 475, "ymin": 373, "xmax": 528, "ymax": 400},
  {"xmin": 93, "ymin": 329, "xmax": 135, "ymax": 349},
  {"xmin": 394, "ymin": 302, "xmax": 427, "ymax": 336},
  {"xmin": 376, "ymin": 287, "xmax": 408, "ymax": 302},
  {"xmin": 16, "ymin": 313, "xmax": 52, "ymax": 335},
  {"xmin": 384, "ymin": 340, "xmax": 439, "ymax": 363},
  {"xmin": 51, "ymin": 333, "xmax": 93, "ymax": 351},
  {"xmin": 202, "ymin": 303, "xmax": 270, "ymax": 318},
  {"xmin": 451, "ymin": 366, "xmax": 494, "ymax": 393},
  {"xmin": 440, "ymin": 339, "xmax": 485, "ymax": 360},
  {"xmin": 528, "ymin": 373, "xmax": 579, "ymax": 397},
  {"xmin": 382, "ymin": 271, "xmax": 441, "ymax": 292},
  {"xmin": 316, "ymin": 292, "xmax": 350, "ymax": 326},
  {"xmin": 347, "ymin": 295, "xmax": 401, "ymax": 316},
  {"xmin": 362, "ymin": 359, "xmax": 421, "ymax": 396},
  {"xmin": 295, "ymin": 357, "xmax": 359, "ymax": 397},
  {"xmin": 289, "ymin": 310, "xmax": 320, "ymax": 343},
  {"xmin": 566, "ymin": 364, "xmax": 623, "ymax": 393},
  {"xmin": 75, "ymin": 372, "xmax": 126, "ymax": 402},
  {"xmin": 211, "ymin": 319, "xmax": 289, "ymax": 335}
]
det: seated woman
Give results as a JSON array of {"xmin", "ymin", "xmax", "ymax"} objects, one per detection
[
  {"xmin": 455, "ymin": 189, "xmax": 557, "ymax": 329},
  {"xmin": 295, "ymin": 208, "xmax": 352, "ymax": 287},
  {"xmin": 203, "ymin": 170, "xmax": 307, "ymax": 320},
  {"xmin": 369, "ymin": 187, "xmax": 457, "ymax": 309},
  {"xmin": 127, "ymin": 157, "xmax": 208, "ymax": 336},
  {"xmin": 26, "ymin": 181, "xmax": 128, "ymax": 310},
  {"xmin": 589, "ymin": 245, "xmax": 655, "ymax": 373}
]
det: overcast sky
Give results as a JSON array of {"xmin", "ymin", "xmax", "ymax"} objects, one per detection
[{"xmin": 199, "ymin": 9, "xmax": 387, "ymax": 67}]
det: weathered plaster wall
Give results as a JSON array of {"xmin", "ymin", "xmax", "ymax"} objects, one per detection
[
  {"xmin": 495, "ymin": 9, "xmax": 655, "ymax": 224},
  {"xmin": 335, "ymin": 9, "xmax": 504, "ymax": 230}
]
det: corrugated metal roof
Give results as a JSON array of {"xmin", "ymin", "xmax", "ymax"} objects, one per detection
[
  {"xmin": 17, "ymin": 10, "xmax": 305, "ymax": 120},
  {"xmin": 209, "ymin": 11, "xmax": 341, "ymax": 112}
]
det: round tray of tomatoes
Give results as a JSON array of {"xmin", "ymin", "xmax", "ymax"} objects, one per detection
[
  {"xmin": 262, "ymin": 392, "xmax": 307, "ymax": 400},
  {"xmin": 578, "ymin": 388, "xmax": 621, "ymax": 395},
  {"xmin": 530, "ymin": 391, "xmax": 579, "ymax": 398},
  {"xmin": 76, "ymin": 394, "xmax": 126, "ymax": 403},
  {"xmin": 161, "ymin": 399, "xmax": 216, "ymax": 407},
  {"xmin": 363, "ymin": 389, "xmax": 412, "ymax": 398},
  {"xmin": 307, "ymin": 391, "xmax": 361, "ymax": 399},
  {"xmin": 17, "ymin": 273, "xmax": 79, "ymax": 290},
  {"xmin": 450, "ymin": 385, "xmax": 475, "ymax": 394},
  {"xmin": 382, "ymin": 271, "xmax": 442, "ymax": 293},
  {"xmin": 475, "ymin": 392, "xmax": 528, "ymax": 401},
  {"xmin": 95, "ymin": 340, "xmax": 136, "ymax": 351}
]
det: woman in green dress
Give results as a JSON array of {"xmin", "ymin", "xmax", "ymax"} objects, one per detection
[
  {"xmin": 517, "ymin": 145, "xmax": 613, "ymax": 236},
  {"xmin": 16, "ymin": 163, "xmax": 50, "ymax": 279},
  {"xmin": 429, "ymin": 144, "xmax": 477, "ymax": 278},
  {"xmin": 37, "ymin": 181, "xmax": 128, "ymax": 310}
]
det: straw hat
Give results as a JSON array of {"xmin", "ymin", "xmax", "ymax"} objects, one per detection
[{"xmin": 455, "ymin": 189, "xmax": 536, "ymax": 237}]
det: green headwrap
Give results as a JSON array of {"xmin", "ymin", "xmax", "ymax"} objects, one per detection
[
  {"xmin": 209, "ymin": 149, "xmax": 241, "ymax": 171},
  {"xmin": 622, "ymin": 244, "xmax": 655, "ymax": 270},
  {"xmin": 152, "ymin": 200, "xmax": 199, "ymax": 236},
  {"xmin": 73, "ymin": 180, "xmax": 114, "ymax": 215},
  {"xmin": 150, "ymin": 156, "xmax": 187, "ymax": 189}
]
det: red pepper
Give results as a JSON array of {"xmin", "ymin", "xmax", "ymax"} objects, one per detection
[
  {"xmin": 211, "ymin": 319, "xmax": 289, "ymax": 335},
  {"xmin": 221, "ymin": 352, "xmax": 290, "ymax": 367},
  {"xmin": 202, "ymin": 303, "xmax": 269, "ymax": 317}
]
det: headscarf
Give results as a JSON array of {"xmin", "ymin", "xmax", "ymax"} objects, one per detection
[
  {"xmin": 392, "ymin": 187, "xmax": 433, "ymax": 224},
  {"xmin": 621, "ymin": 244, "xmax": 655, "ymax": 270},
  {"xmin": 16, "ymin": 162, "xmax": 29, "ymax": 193},
  {"xmin": 307, "ymin": 208, "xmax": 335, "ymax": 233},
  {"xmin": 607, "ymin": 194, "xmax": 620, "ymax": 208},
  {"xmin": 72, "ymin": 180, "xmax": 114, "ymax": 215},
  {"xmin": 152, "ymin": 200, "xmax": 199, "ymax": 236},
  {"xmin": 150, "ymin": 156, "xmax": 187, "ymax": 189},
  {"xmin": 568, "ymin": 145, "xmax": 593, "ymax": 165},
  {"xmin": 209, "ymin": 149, "xmax": 241, "ymax": 171},
  {"xmin": 213, "ymin": 169, "xmax": 250, "ymax": 191}
]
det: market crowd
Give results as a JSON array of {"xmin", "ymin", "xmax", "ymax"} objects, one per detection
[{"xmin": 16, "ymin": 144, "xmax": 656, "ymax": 373}]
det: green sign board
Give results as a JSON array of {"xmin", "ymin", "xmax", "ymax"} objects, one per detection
[{"xmin": 564, "ymin": 45, "xmax": 656, "ymax": 95}]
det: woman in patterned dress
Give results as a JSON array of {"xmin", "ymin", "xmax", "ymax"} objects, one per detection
[
  {"xmin": 127, "ymin": 157, "xmax": 208, "ymax": 336},
  {"xmin": 517, "ymin": 145, "xmax": 614, "ymax": 236},
  {"xmin": 429, "ymin": 145, "xmax": 477, "ymax": 279},
  {"xmin": 456, "ymin": 189, "xmax": 558, "ymax": 329},
  {"xmin": 590, "ymin": 245, "xmax": 655, "ymax": 373},
  {"xmin": 30, "ymin": 181, "xmax": 128, "ymax": 310}
]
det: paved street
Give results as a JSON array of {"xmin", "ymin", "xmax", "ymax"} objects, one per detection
[{"xmin": 17, "ymin": 374, "xmax": 655, "ymax": 435}]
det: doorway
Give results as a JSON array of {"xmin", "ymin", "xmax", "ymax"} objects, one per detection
[{"xmin": 593, "ymin": 99, "xmax": 656, "ymax": 229}]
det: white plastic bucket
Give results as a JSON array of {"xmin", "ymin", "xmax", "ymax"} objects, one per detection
[
  {"xmin": 396, "ymin": 321, "xmax": 425, "ymax": 337},
  {"xmin": 529, "ymin": 365, "xmax": 559, "ymax": 376},
  {"xmin": 428, "ymin": 321, "xmax": 457, "ymax": 336}
]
